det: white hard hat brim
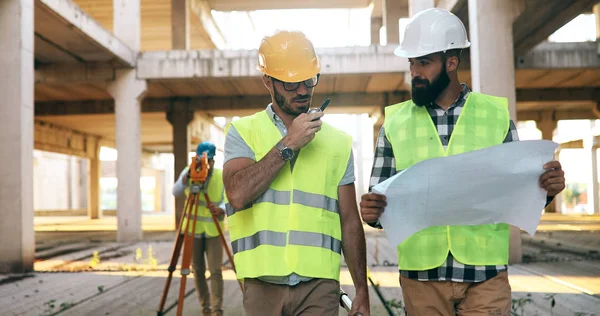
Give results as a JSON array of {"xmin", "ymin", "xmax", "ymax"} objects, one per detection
[{"xmin": 394, "ymin": 42, "xmax": 471, "ymax": 59}]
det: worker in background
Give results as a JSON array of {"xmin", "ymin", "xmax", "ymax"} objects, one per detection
[
  {"xmin": 222, "ymin": 30, "xmax": 370, "ymax": 316},
  {"xmin": 172, "ymin": 141, "xmax": 225, "ymax": 316},
  {"xmin": 360, "ymin": 8, "xmax": 565, "ymax": 315}
]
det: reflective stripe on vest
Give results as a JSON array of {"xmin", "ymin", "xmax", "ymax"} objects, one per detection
[
  {"xmin": 231, "ymin": 230, "xmax": 342, "ymax": 255},
  {"xmin": 182, "ymin": 168, "xmax": 225, "ymax": 237},
  {"xmin": 225, "ymin": 189, "xmax": 338, "ymax": 216},
  {"xmin": 225, "ymin": 110, "xmax": 351, "ymax": 281},
  {"xmin": 383, "ymin": 92, "xmax": 511, "ymax": 270}
]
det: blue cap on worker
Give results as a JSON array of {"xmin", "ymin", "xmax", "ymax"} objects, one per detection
[{"xmin": 196, "ymin": 141, "xmax": 216, "ymax": 159}]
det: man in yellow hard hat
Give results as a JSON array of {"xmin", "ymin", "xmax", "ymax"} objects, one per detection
[
  {"xmin": 360, "ymin": 8, "xmax": 565, "ymax": 315},
  {"xmin": 172, "ymin": 141, "xmax": 226, "ymax": 316},
  {"xmin": 222, "ymin": 30, "xmax": 370, "ymax": 316}
]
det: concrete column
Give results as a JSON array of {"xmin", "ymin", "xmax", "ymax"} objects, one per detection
[
  {"xmin": 107, "ymin": 70, "xmax": 147, "ymax": 242},
  {"xmin": 167, "ymin": 99, "xmax": 193, "ymax": 226},
  {"xmin": 536, "ymin": 111, "xmax": 559, "ymax": 213},
  {"xmin": 0, "ymin": 0, "xmax": 35, "ymax": 273},
  {"xmin": 383, "ymin": 0, "xmax": 402, "ymax": 44},
  {"xmin": 88, "ymin": 139, "xmax": 101, "ymax": 219},
  {"xmin": 586, "ymin": 135, "xmax": 599, "ymax": 214},
  {"xmin": 409, "ymin": 0, "xmax": 434, "ymax": 17},
  {"xmin": 154, "ymin": 170, "xmax": 163, "ymax": 212},
  {"xmin": 371, "ymin": 17, "xmax": 383, "ymax": 45},
  {"xmin": 113, "ymin": 0, "xmax": 141, "ymax": 50},
  {"xmin": 172, "ymin": 0, "xmax": 190, "ymax": 50},
  {"xmin": 469, "ymin": 0, "xmax": 524, "ymax": 264},
  {"xmin": 469, "ymin": 0, "xmax": 523, "ymax": 120},
  {"xmin": 593, "ymin": 3, "xmax": 600, "ymax": 54}
]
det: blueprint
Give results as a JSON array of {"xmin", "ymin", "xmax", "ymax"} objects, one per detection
[{"xmin": 371, "ymin": 140, "xmax": 559, "ymax": 247}]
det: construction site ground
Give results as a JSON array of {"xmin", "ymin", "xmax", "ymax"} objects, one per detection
[{"xmin": 1, "ymin": 214, "xmax": 599, "ymax": 316}]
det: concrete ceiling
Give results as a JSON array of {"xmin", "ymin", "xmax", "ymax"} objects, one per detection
[
  {"xmin": 35, "ymin": 0, "xmax": 136, "ymax": 66},
  {"xmin": 207, "ymin": 0, "xmax": 372, "ymax": 11},
  {"xmin": 30, "ymin": 0, "xmax": 600, "ymax": 154},
  {"xmin": 71, "ymin": 0, "xmax": 218, "ymax": 51}
]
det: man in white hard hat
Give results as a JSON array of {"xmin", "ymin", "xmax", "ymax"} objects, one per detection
[{"xmin": 360, "ymin": 8, "xmax": 565, "ymax": 315}]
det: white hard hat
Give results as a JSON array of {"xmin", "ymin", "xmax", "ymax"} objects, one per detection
[{"xmin": 394, "ymin": 8, "xmax": 470, "ymax": 58}]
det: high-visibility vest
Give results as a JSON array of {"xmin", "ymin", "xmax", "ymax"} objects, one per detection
[
  {"xmin": 181, "ymin": 168, "xmax": 225, "ymax": 237},
  {"xmin": 383, "ymin": 92, "xmax": 511, "ymax": 270},
  {"xmin": 225, "ymin": 110, "xmax": 352, "ymax": 281}
]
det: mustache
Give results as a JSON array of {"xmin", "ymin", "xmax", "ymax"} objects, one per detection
[
  {"xmin": 412, "ymin": 78, "xmax": 430, "ymax": 86},
  {"xmin": 292, "ymin": 95, "xmax": 310, "ymax": 102}
]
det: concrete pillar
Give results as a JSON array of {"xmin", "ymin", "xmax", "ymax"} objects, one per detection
[
  {"xmin": 113, "ymin": 0, "xmax": 141, "ymax": 50},
  {"xmin": 107, "ymin": 70, "xmax": 147, "ymax": 242},
  {"xmin": 167, "ymin": 99, "xmax": 193, "ymax": 226},
  {"xmin": 593, "ymin": 3, "xmax": 600, "ymax": 54},
  {"xmin": 469, "ymin": 0, "xmax": 524, "ymax": 264},
  {"xmin": 371, "ymin": 17, "xmax": 383, "ymax": 45},
  {"xmin": 586, "ymin": 135, "xmax": 599, "ymax": 214},
  {"xmin": 172, "ymin": 0, "xmax": 190, "ymax": 50},
  {"xmin": 536, "ymin": 111, "xmax": 559, "ymax": 213},
  {"xmin": 0, "ymin": 0, "xmax": 35, "ymax": 273},
  {"xmin": 154, "ymin": 170, "xmax": 163, "ymax": 212},
  {"xmin": 469, "ymin": 0, "xmax": 523, "ymax": 120},
  {"xmin": 383, "ymin": 0, "xmax": 402, "ymax": 44},
  {"xmin": 88, "ymin": 139, "xmax": 101, "ymax": 219},
  {"xmin": 409, "ymin": 0, "xmax": 434, "ymax": 17}
]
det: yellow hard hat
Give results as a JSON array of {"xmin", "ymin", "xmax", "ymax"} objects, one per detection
[{"xmin": 257, "ymin": 30, "xmax": 321, "ymax": 83}]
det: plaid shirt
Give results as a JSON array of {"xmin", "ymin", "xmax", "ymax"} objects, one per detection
[{"xmin": 368, "ymin": 84, "xmax": 519, "ymax": 283}]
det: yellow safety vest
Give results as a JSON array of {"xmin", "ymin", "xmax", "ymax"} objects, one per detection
[
  {"xmin": 383, "ymin": 92, "xmax": 511, "ymax": 270},
  {"xmin": 225, "ymin": 110, "xmax": 352, "ymax": 281},
  {"xmin": 181, "ymin": 168, "xmax": 225, "ymax": 237}
]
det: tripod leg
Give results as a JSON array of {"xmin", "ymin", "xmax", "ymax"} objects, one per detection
[
  {"xmin": 157, "ymin": 192, "xmax": 195, "ymax": 315},
  {"xmin": 177, "ymin": 192, "xmax": 201, "ymax": 316},
  {"xmin": 204, "ymin": 193, "xmax": 244, "ymax": 293}
]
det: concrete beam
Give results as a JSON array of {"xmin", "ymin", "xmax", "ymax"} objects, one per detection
[
  {"xmin": 34, "ymin": 88, "xmax": 600, "ymax": 116},
  {"xmin": 35, "ymin": 62, "xmax": 115, "ymax": 83},
  {"xmin": 136, "ymin": 45, "xmax": 409, "ymax": 79},
  {"xmin": 516, "ymin": 42, "xmax": 600, "ymax": 69},
  {"xmin": 37, "ymin": 0, "xmax": 136, "ymax": 66},
  {"xmin": 207, "ymin": 0, "xmax": 373, "ymax": 11},
  {"xmin": 513, "ymin": 0, "xmax": 599, "ymax": 57},
  {"xmin": 515, "ymin": 87, "xmax": 600, "ymax": 103},
  {"xmin": 34, "ymin": 119, "xmax": 102, "ymax": 158},
  {"xmin": 35, "ymin": 92, "xmax": 411, "ymax": 115},
  {"xmin": 518, "ymin": 108, "xmax": 597, "ymax": 121}
]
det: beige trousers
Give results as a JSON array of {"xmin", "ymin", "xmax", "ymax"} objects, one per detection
[
  {"xmin": 400, "ymin": 271, "xmax": 512, "ymax": 316},
  {"xmin": 192, "ymin": 235, "xmax": 224, "ymax": 315},
  {"xmin": 242, "ymin": 277, "xmax": 340, "ymax": 316}
]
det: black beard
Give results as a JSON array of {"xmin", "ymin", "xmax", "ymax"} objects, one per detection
[
  {"xmin": 411, "ymin": 67, "xmax": 451, "ymax": 107},
  {"xmin": 273, "ymin": 87, "xmax": 311, "ymax": 115}
]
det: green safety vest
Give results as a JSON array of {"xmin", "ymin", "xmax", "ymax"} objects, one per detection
[
  {"xmin": 383, "ymin": 92, "xmax": 511, "ymax": 270},
  {"xmin": 225, "ymin": 110, "xmax": 352, "ymax": 281},
  {"xmin": 181, "ymin": 168, "xmax": 225, "ymax": 237}
]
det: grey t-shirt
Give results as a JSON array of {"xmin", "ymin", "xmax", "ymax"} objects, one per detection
[{"xmin": 223, "ymin": 104, "xmax": 355, "ymax": 286}]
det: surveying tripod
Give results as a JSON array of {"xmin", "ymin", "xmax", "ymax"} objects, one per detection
[{"xmin": 157, "ymin": 152, "xmax": 243, "ymax": 316}]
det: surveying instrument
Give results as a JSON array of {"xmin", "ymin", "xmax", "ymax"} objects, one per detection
[{"xmin": 157, "ymin": 152, "xmax": 243, "ymax": 316}]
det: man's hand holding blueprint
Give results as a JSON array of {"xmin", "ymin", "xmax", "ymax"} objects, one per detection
[{"xmin": 361, "ymin": 140, "xmax": 564, "ymax": 247}]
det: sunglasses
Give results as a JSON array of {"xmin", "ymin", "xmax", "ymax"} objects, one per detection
[{"xmin": 271, "ymin": 74, "xmax": 320, "ymax": 92}]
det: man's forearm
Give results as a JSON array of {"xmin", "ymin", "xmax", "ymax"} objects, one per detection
[
  {"xmin": 340, "ymin": 207, "xmax": 369, "ymax": 294},
  {"xmin": 226, "ymin": 147, "xmax": 286, "ymax": 210}
]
